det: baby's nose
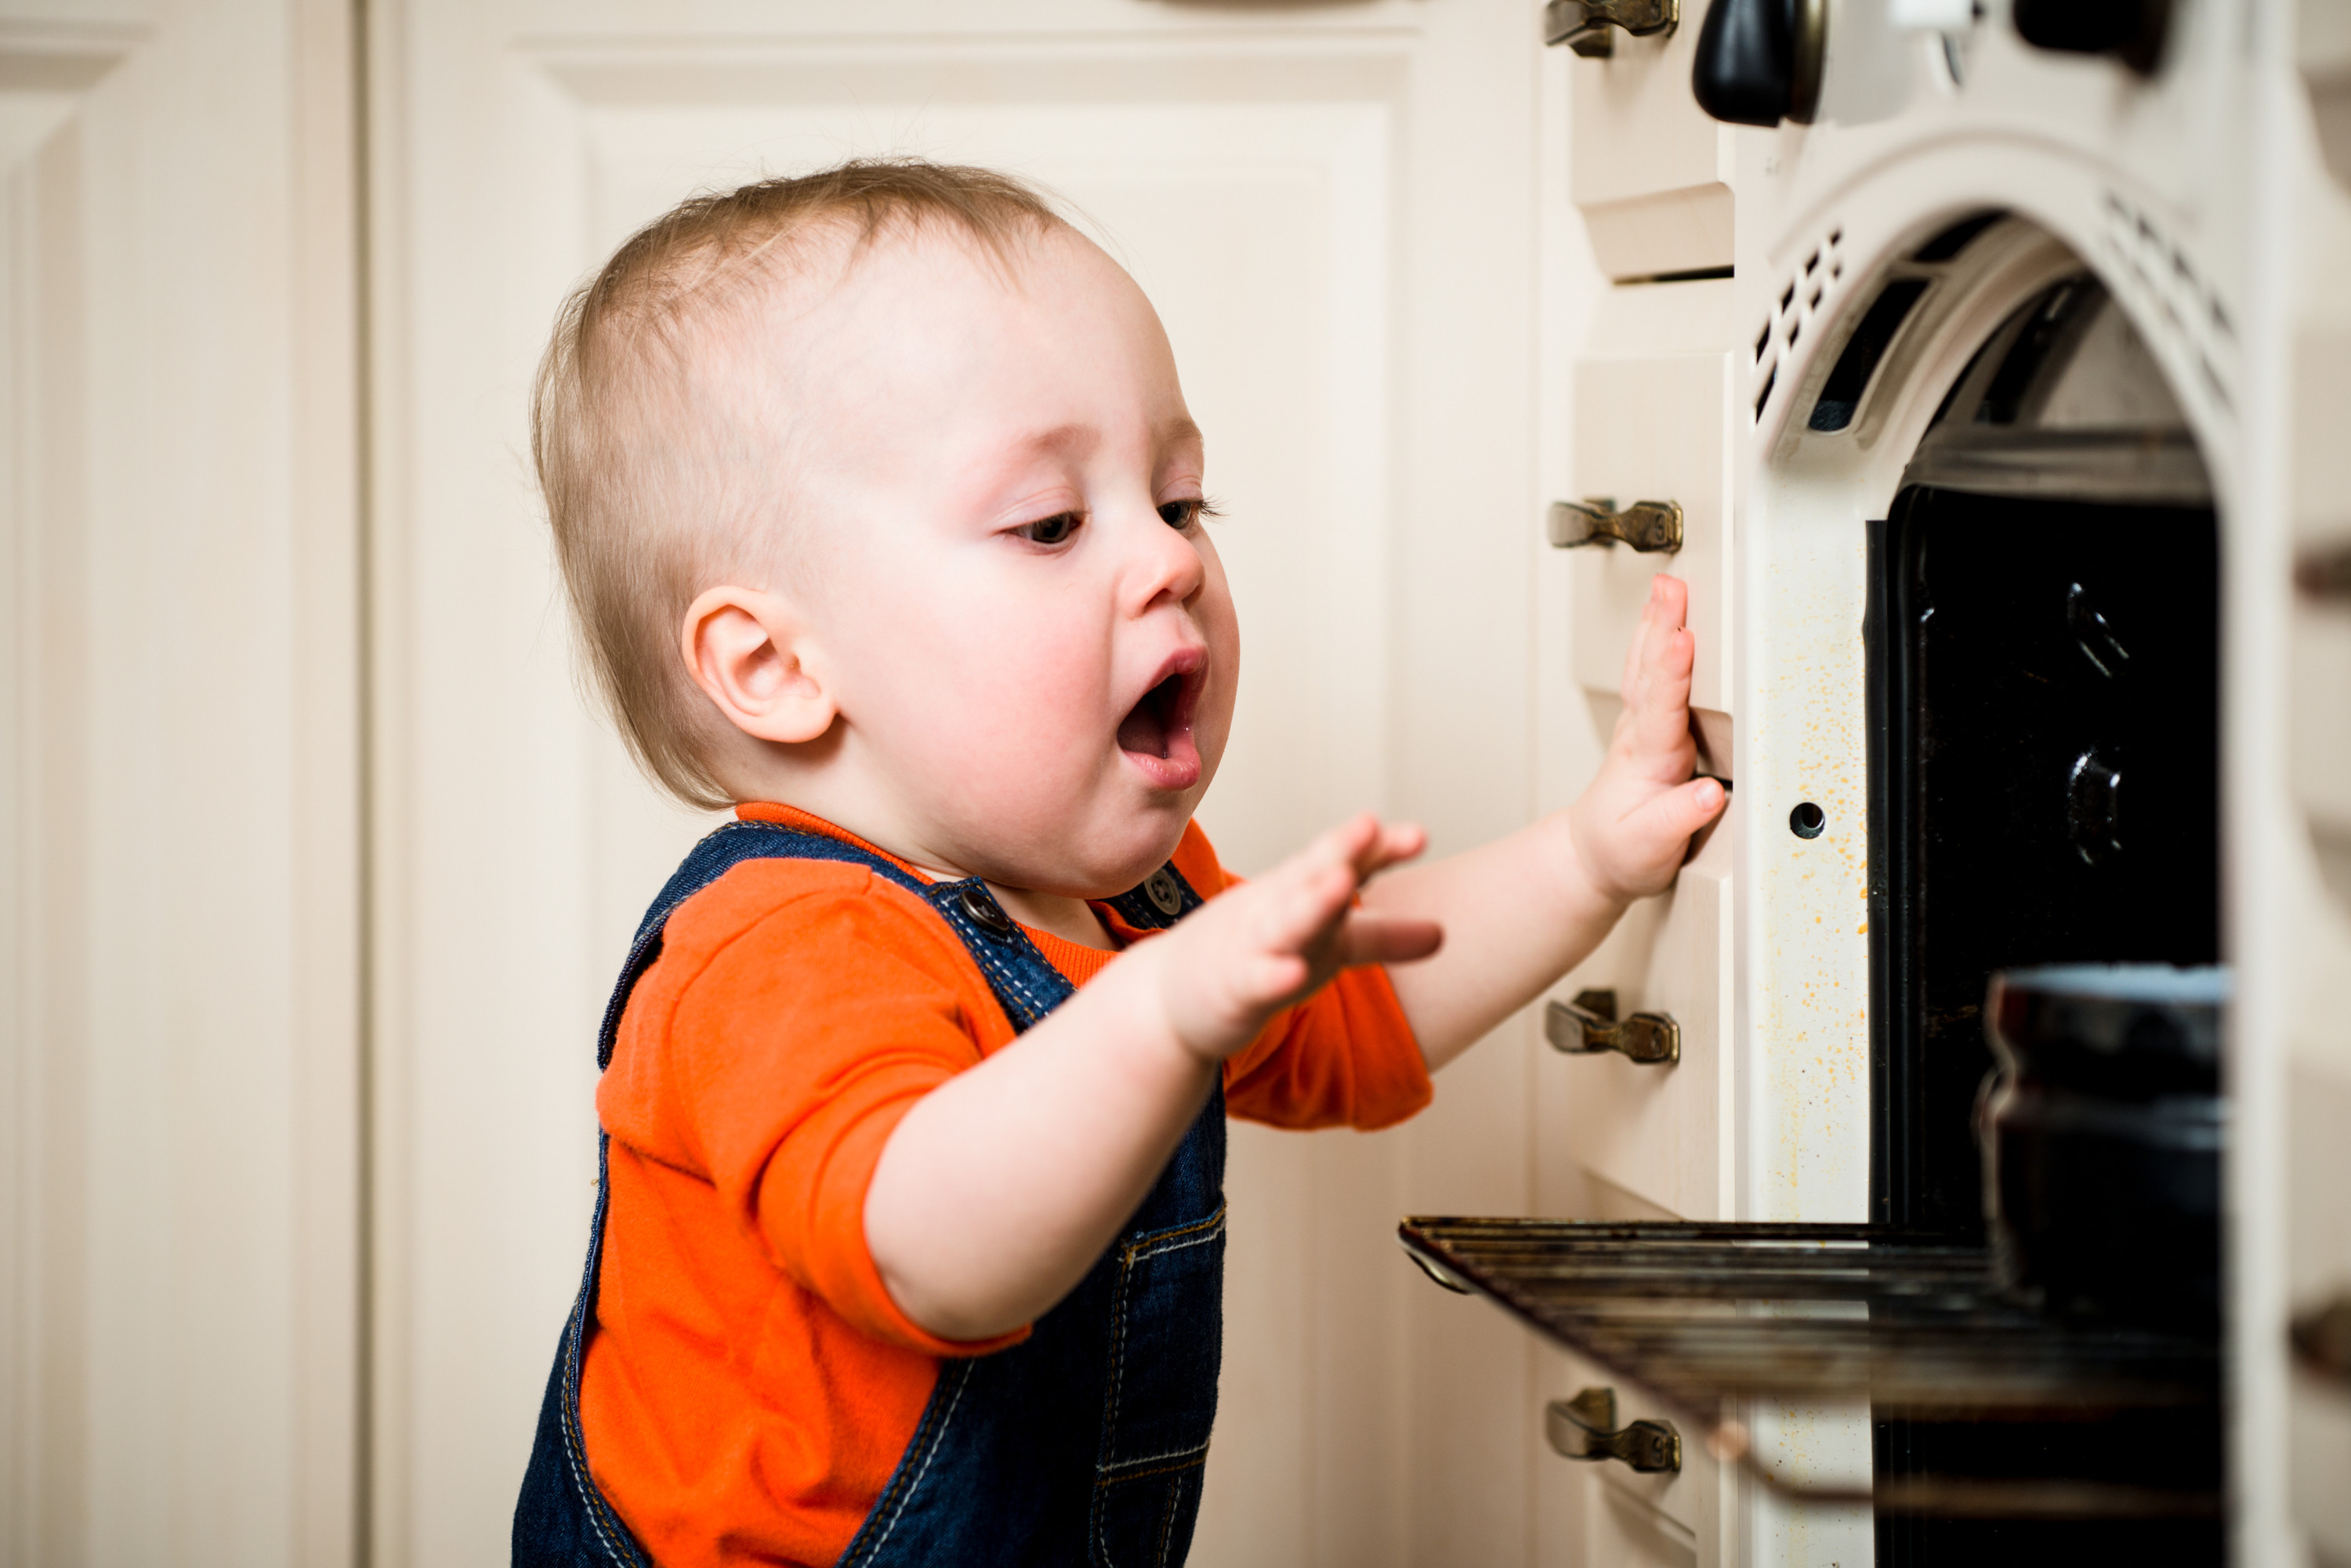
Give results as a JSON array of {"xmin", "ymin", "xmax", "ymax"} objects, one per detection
[{"xmin": 1123, "ymin": 505, "xmax": 1206, "ymax": 610}]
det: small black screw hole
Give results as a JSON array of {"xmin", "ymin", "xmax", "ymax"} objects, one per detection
[{"xmin": 1789, "ymin": 802, "xmax": 1827, "ymax": 839}]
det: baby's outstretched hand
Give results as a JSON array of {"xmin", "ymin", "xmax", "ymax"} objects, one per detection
[
  {"xmin": 1568, "ymin": 575, "xmax": 1729, "ymax": 905},
  {"xmin": 1153, "ymin": 814, "xmax": 1442, "ymax": 1063}
]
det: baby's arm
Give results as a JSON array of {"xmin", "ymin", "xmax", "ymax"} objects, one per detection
[
  {"xmin": 864, "ymin": 817, "xmax": 1441, "ymax": 1342},
  {"xmin": 1360, "ymin": 574, "xmax": 1726, "ymax": 1069}
]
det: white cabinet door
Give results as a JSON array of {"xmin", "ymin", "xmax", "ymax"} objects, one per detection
[
  {"xmin": 370, "ymin": 4, "xmax": 1549, "ymax": 1566},
  {"xmin": 0, "ymin": 3, "xmax": 361, "ymax": 1565},
  {"xmin": 1568, "ymin": 0, "xmax": 1736, "ymax": 281},
  {"xmin": 1534, "ymin": 17, "xmax": 1745, "ymax": 1566}
]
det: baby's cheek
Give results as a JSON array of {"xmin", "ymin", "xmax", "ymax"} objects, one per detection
[{"xmin": 960, "ymin": 626, "xmax": 1107, "ymax": 754}]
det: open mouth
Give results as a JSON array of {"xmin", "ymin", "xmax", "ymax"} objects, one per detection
[{"xmin": 1116, "ymin": 651, "xmax": 1204, "ymax": 790}]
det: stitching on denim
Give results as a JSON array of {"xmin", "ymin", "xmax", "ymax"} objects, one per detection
[
  {"xmin": 930, "ymin": 883, "xmax": 1070, "ymax": 1030},
  {"xmin": 1125, "ymin": 1204, "xmax": 1226, "ymax": 1256},
  {"xmin": 846, "ymin": 1358, "xmax": 973, "ymax": 1566},
  {"xmin": 552, "ymin": 1141, "xmax": 650, "ymax": 1568},
  {"xmin": 560, "ymin": 1293, "xmax": 643, "ymax": 1567},
  {"xmin": 1093, "ymin": 1238, "xmax": 1140, "ymax": 1566},
  {"xmin": 1154, "ymin": 1469, "xmax": 1186, "ymax": 1568},
  {"xmin": 1092, "ymin": 1189, "xmax": 1221, "ymax": 1562},
  {"xmin": 962, "ymin": 929, "xmax": 1048, "ymax": 1026},
  {"xmin": 1096, "ymin": 1453, "xmax": 1212, "ymax": 1486},
  {"xmin": 848, "ymin": 1361, "xmax": 963, "ymax": 1561},
  {"xmin": 1129, "ymin": 1219, "xmax": 1224, "ymax": 1264},
  {"xmin": 1099, "ymin": 1437, "xmax": 1212, "ymax": 1473}
]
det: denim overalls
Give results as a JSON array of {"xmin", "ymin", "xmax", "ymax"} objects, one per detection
[{"xmin": 513, "ymin": 821, "xmax": 1226, "ymax": 1568}]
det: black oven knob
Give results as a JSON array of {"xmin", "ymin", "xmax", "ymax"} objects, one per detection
[
  {"xmin": 1690, "ymin": 0, "xmax": 1824, "ymax": 127},
  {"xmin": 2012, "ymin": 0, "xmax": 2172, "ymax": 75}
]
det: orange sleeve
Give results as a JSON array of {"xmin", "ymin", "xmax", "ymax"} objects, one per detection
[
  {"xmin": 1174, "ymin": 823, "xmax": 1435, "ymax": 1132},
  {"xmin": 1223, "ymin": 965, "xmax": 1433, "ymax": 1130},
  {"xmin": 643, "ymin": 872, "xmax": 1028, "ymax": 1357}
]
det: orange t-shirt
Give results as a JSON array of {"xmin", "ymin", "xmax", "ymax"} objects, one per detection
[{"xmin": 581, "ymin": 804, "xmax": 1432, "ymax": 1568}]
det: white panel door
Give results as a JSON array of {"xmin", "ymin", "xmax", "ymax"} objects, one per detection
[
  {"xmin": 371, "ymin": 4, "xmax": 1549, "ymax": 1566},
  {"xmin": 0, "ymin": 2, "xmax": 360, "ymax": 1566}
]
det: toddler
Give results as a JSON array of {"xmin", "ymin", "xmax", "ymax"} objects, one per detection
[{"xmin": 511, "ymin": 161, "xmax": 1723, "ymax": 1568}]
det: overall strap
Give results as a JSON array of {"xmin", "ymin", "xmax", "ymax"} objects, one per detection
[
  {"xmin": 595, "ymin": 823, "xmax": 926, "ymax": 1069},
  {"xmin": 594, "ymin": 820, "xmax": 1212, "ymax": 1067}
]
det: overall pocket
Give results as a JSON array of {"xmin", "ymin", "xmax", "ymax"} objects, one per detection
[{"xmin": 1090, "ymin": 1204, "xmax": 1225, "ymax": 1567}]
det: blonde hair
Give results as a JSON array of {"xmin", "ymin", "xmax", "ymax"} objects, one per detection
[{"xmin": 531, "ymin": 159, "xmax": 1066, "ymax": 809}]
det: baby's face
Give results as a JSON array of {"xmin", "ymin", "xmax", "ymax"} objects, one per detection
[{"xmin": 775, "ymin": 226, "xmax": 1239, "ymax": 897}]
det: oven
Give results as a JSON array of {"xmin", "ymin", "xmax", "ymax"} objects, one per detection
[{"xmin": 1411, "ymin": 2, "xmax": 2351, "ymax": 1564}]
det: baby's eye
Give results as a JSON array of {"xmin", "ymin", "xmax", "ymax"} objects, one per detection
[
  {"xmin": 1015, "ymin": 512, "xmax": 1082, "ymax": 545},
  {"xmin": 1158, "ymin": 498, "xmax": 1219, "ymax": 531}
]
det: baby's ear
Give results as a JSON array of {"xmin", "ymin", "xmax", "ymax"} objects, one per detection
[{"xmin": 682, "ymin": 585, "xmax": 836, "ymax": 745}]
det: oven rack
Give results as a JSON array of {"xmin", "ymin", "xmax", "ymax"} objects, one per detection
[{"xmin": 1398, "ymin": 1217, "xmax": 2222, "ymax": 1519}]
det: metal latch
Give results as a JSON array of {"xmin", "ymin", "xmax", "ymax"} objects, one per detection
[
  {"xmin": 1545, "ymin": 988, "xmax": 1680, "ymax": 1066},
  {"xmin": 1543, "ymin": 0, "xmax": 1678, "ymax": 57},
  {"xmin": 1547, "ymin": 1387, "xmax": 1683, "ymax": 1473},
  {"xmin": 1547, "ymin": 498, "xmax": 1683, "ymax": 552}
]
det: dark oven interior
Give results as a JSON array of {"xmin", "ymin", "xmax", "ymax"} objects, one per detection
[{"xmin": 1865, "ymin": 273, "xmax": 2224, "ymax": 1565}]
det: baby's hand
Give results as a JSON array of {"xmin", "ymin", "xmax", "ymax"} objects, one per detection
[
  {"xmin": 1568, "ymin": 575, "xmax": 1729, "ymax": 905},
  {"xmin": 1151, "ymin": 814, "xmax": 1443, "ymax": 1063}
]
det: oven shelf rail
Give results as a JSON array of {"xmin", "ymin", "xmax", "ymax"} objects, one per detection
[{"xmin": 1399, "ymin": 1217, "xmax": 2222, "ymax": 1519}]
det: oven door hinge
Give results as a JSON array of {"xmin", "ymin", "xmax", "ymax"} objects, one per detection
[
  {"xmin": 1547, "ymin": 988, "xmax": 1682, "ymax": 1066},
  {"xmin": 1542, "ymin": 0, "xmax": 1677, "ymax": 57},
  {"xmin": 1547, "ymin": 1387, "xmax": 1684, "ymax": 1473},
  {"xmin": 1548, "ymin": 498, "xmax": 1684, "ymax": 552}
]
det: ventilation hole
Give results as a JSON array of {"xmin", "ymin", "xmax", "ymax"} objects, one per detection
[
  {"xmin": 1754, "ymin": 363, "xmax": 1778, "ymax": 418},
  {"xmin": 1809, "ymin": 287, "xmax": 1824, "ymax": 310},
  {"xmin": 1807, "ymin": 277, "xmax": 1930, "ymax": 433},
  {"xmin": 1828, "ymin": 227, "xmax": 1844, "ymax": 246},
  {"xmin": 1755, "ymin": 323, "xmax": 1773, "ymax": 362},
  {"xmin": 2210, "ymin": 295, "xmax": 2234, "ymax": 338},
  {"xmin": 1788, "ymin": 317, "xmax": 1802, "ymax": 348},
  {"xmin": 1804, "ymin": 250, "xmax": 1821, "ymax": 275},
  {"xmin": 1913, "ymin": 209, "xmax": 2005, "ymax": 263},
  {"xmin": 1780, "ymin": 281, "xmax": 1797, "ymax": 311},
  {"xmin": 1831, "ymin": 261, "xmax": 1844, "ymax": 279}
]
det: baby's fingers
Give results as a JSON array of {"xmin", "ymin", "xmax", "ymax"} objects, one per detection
[
  {"xmin": 1618, "ymin": 574, "xmax": 1690, "ymax": 698},
  {"xmin": 1619, "ymin": 591, "xmax": 1698, "ymax": 766},
  {"xmin": 1349, "ymin": 820, "xmax": 1427, "ymax": 882},
  {"xmin": 1627, "ymin": 776, "xmax": 1728, "ymax": 853},
  {"xmin": 1252, "ymin": 860, "xmax": 1361, "ymax": 958},
  {"xmin": 1336, "ymin": 911, "xmax": 1444, "ymax": 969}
]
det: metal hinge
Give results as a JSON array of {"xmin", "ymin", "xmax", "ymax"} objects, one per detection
[
  {"xmin": 1547, "ymin": 498, "xmax": 1683, "ymax": 552},
  {"xmin": 1547, "ymin": 1387, "xmax": 1683, "ymax": 1473},
  {"xmin": 2298, "ymin": 542, "xmax": 2351, "ymax": 603},
  {"xmin": 1543, "ymin": 0, "xmax": 1678, "ymax": 57},
  {"xmin": 1545, "ymin": 988, "xmax": 1680, "ymax": 1066}
]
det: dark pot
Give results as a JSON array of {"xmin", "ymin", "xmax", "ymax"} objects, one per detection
[{"xmin": 1977, "ymin": 964, "xmax": 2227, "ymax": 1330}]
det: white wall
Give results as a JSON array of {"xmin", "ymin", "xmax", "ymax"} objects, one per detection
[{"xmin": 0, "ymin": 2, "xmax": 362, "ymax": 1565}]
